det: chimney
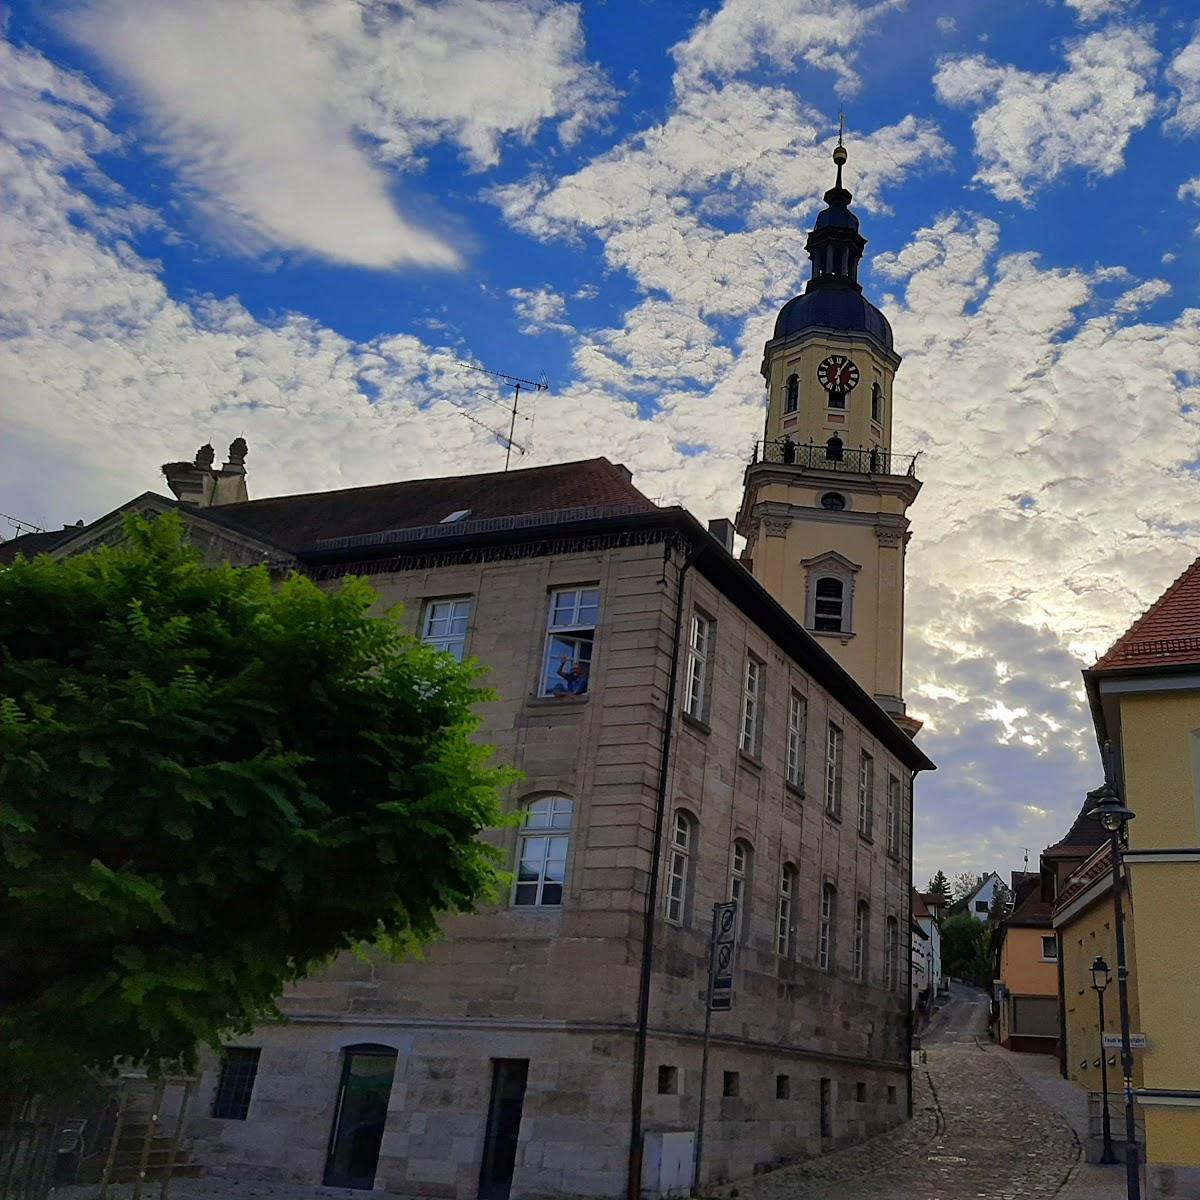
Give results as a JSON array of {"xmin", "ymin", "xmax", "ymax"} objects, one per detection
[
  {"xmin": 708, "ymin": 518, "xmax": 734, "ymax": 554},
  {"xmin": 612, "ymin": 461, "xmax": 633, "ymax": 484},
  {"xmin": 162, "ymin": 439, "xmax": 249, "ymax": 507}
]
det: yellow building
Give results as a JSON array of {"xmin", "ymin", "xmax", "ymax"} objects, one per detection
[
  {"xmin": 1084, "ymin": 555, "xmax": 1200, "ymax": 1199},
  {"xmin": 996, "ymin": 874, "xmax": 1059, "ymax": 1054},
  {"xmin": 1052, "ymin": 833, "xmax": 1144, "ymax": 1161},
  {"xmin": 735, "ymin": 140, "xmax": 921, "ymax": 735}
]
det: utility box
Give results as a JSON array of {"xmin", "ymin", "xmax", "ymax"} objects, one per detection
[{"xmin": 641, "ymin": 1131, "xmax": 695, "ymax": 1198}]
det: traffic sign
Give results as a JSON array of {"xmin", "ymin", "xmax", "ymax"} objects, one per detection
[
  {"xmin": 1102, "ymin": 1033, "xmax": 1147, "ymax": 1050},
  {"xmin": 708, "ymin": 901, "xmax": 738, "ymax": 1011}
]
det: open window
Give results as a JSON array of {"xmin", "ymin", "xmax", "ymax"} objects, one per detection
[{"xmin": 542, "ymin": 586, "xmax": 599, "ymax": 696}]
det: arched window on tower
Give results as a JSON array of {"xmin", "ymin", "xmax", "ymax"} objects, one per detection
[
  {"xmin": 784, "ymin": 374, "xmax": 799, "ymax": 414},
  {"xmin": 813, "ymin": 578, "xmax": 845, "ymax": 632},
  {"xmin": 871, "ymin": 381, "xmax": 882, "ymax": 423}
]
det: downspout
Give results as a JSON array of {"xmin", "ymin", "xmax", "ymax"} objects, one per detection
[
  {"xmin": 628, "ymin": 541, "xmax": 696, "ymax": 1200},
  {"xmin": 906, "ymin": 769, "xmax": 915, "ymax": 1120}
]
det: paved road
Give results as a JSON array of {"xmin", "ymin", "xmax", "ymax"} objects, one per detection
[
  {"xmin": 923, "ymin": 979, "xmax": 991, "ymax": 1045},
  {"xmin": 722, "ymin": 984, "xmax": 1082, "ymax": 1200}
]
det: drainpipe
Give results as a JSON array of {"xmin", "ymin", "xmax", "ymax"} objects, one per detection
[
  {"xmin": 628, "ymin": 542, "xmax": 696, "ymax": 1200},
  {"xmin": 906, "ymin": 770, "xmax": 915, "ymax": 1119}
]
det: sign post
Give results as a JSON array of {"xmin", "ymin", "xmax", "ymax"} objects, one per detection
[{"xmin": 692, "ymin": 902, "xmax": 737, "ymax": 1196}]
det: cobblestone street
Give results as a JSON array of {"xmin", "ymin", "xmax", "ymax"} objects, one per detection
[{"xmin": 717, "ymin": 984, "xmax": 1093, "ymax": 1200}]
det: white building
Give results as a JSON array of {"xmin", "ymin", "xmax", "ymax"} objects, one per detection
[{"xmin": 960, "ymin": 872, "xmax": 1005, "ymax": 922}]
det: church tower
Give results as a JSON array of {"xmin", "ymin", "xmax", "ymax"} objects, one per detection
[{"xmin": 736, "ymin": 137, "xmax": 921, "ymax": 735}]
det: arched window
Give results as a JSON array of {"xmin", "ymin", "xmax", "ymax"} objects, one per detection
[
  {"xmin": 814, "ymin": 577, "xmax": 845, "ymax": 632},
  {"xmin": 777, "ymin": 864, "xmax": 797, "ymax": 957},
  {"xmin": 854, "ymin": 901, "xmax": 870, "ymax": 981},
  {"xmin": 513, "ymin": 795, "xmax": 572, "ymax": 907},
  {"xmin": 784, "ymin": 374, "xmax": 799, "ymax": 414},
  {"xmin": 818, "ymin": 882, "xmax": 836, "ymax": 971},
  {"xmin": 730, "ymin": 839, "xmax": 753, "ymax": 940},
  {"xmin": 820, "ymin": 491, "xmax": 846, "ymax": 511},
  {"xmin": 871, "ymin": 381, "xmax": 883, "ymax": 423},
  {"xmin": 665, "ymin": 810, "xmax": 695, "ymax": 925},
  {"xmin": 884, "ymin": 915, "xmax": 899, "ymax": 990}
]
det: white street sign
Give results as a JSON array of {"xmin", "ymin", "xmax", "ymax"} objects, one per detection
[{"xmin": 1102, "ymin": 1033, "xmax": 1147, "ymax": 1050}]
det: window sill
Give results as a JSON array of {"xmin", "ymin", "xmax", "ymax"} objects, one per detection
[
  {"xmin": 526, "ymin": 694, "xmax": 590, "ymax": 709},
  {"xmin": 738, "ymin": 750, "xmax": 763, "ymax": 771},
  {"xmin": 809, "ymin": 628, "xmax": 855, "ymax": 641},
  {"xmin": 785, "ymin": 780, "xmax": 806, "ymax": 801},
  {"xmin": 858, "ymin": 831, "xmax": 874, "ymax": 845},
  {"xmin": 682, "ymin": 712, "xmax": 712, "ymax": 737},
  {"xmin": 824, "ymin": 808, "xmax": 842, "ymax": 824}
]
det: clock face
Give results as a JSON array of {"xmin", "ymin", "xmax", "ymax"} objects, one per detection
[{"xmin": 817, "ymin": 354, "xmax": 860, "ymax": 393}]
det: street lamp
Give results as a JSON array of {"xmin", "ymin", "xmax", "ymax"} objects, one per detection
[
  {"xmin": 1091, "ymin": 955, "xmax": 1117, "ymax": 1164},
  {"xmin": 1088, "ymin": 747, "xmax": 1139, "ymax": 1200}
]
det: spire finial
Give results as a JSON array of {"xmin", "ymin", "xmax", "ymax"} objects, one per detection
[{"xmin": 832, "ymin": 111, "xmax": 848, "ymax": 189}]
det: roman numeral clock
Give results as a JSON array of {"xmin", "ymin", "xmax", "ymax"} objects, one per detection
[{"xmin": 817, "ymin": 354, "xmax": 859, "ymax": 397}]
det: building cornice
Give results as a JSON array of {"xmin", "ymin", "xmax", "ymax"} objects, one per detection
[{"xmin": 761, "ymin": 326, "xmax": 903, "ymax": 374}]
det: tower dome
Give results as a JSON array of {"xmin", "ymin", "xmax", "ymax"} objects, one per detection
[{"xmin": 772, "ymin": 136, "xmax": 892, "ymax": 350}]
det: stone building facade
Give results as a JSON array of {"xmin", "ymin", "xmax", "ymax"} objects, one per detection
[{"xmin": 0, "ymin": 140, "xmax": 935, "ymax": 1200}]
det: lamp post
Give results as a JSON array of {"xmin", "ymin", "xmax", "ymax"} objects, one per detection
[
  {"xmin": 1091, "ymin": 955, "xmax": 1117, "ymax": 1164},
  {"xmin": 1088, "ymin": 748, "xmax": 1139, "ymax": 1200}
]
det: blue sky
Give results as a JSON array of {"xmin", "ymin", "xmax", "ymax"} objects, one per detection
[{"xmin": 3, "ymin": 0, "xmax": 1200, "ymax": 885}]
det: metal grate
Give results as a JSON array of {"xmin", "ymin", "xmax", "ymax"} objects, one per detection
[
  {"xmin": 212, "ymin": 1049, "xmax": 260, "ymax": 1121},
  {"xmin": 751, "ymin": 439, "xmax": 919, "ymax": 477}
]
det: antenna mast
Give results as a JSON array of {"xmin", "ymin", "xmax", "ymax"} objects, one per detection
[{"xmin": 455, "ymin": 362, "xmax": 548, "ymax": 470}]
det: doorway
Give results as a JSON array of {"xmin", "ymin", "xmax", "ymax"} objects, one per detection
[
  {"xmin": 478, "ymin": 1059, "xmax": 529, "ymax": 1200},
  {"xmin": 324, "ymin": 1045, "xmax": 398, "ymax": 1189}
]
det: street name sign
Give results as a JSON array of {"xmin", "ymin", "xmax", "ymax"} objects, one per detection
[{"xmin": 1102, "ymin": 1033, "xmax": 1147, "ymax": 1050}]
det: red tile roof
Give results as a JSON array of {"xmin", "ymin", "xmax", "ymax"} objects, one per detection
[
  {"xmin": 912, "ymin": 890, "xmax": 931, "ymax": 920},
  {"xmin": 1093, "ymin": 554, "xmax": 1200, "ymax": 671}
]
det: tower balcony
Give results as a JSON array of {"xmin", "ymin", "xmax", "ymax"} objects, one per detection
[{"xmin": 750, "ymin": 438, "xmax": 919, "ymax": 479}]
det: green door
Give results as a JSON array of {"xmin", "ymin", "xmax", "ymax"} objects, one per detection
[{"xmin": 324, "ymin": 1046, "xmax": 397, "ymax": 1189}]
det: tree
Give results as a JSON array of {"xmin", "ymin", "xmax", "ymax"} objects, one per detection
[
  {"xmin": 987, "ymin": 882, "xmax": 1013, "ymax": 925},
  {"xmin": 926, "ymin": 869, "xmax": 950, "ymax": 905},
  {"xmin": 0, "ymin": 514, "xmax": 514, "ymax": 1090},
  {"xmin": 951, "ymin": 871, "xmax": 981, "ymax": 903},
  {"xmin": 940, "ymin": 914, "xmax": 992, "ymax": 987}
]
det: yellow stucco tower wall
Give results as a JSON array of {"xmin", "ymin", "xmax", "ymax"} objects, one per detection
[
  {"xmin": 1120, "ymin": 691, "xmax": 1200, "ymax": 1186},
  {"xmin": 736, "ymin": 142, "xmax": 919, "ymax": 724}
]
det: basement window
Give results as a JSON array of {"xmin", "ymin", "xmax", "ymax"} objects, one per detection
[{"xmin": 212, "ymin": 1047, "xmax": 261, "ymax": 1120}]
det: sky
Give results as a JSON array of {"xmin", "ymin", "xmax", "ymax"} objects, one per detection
[{"xmin": 2, "ymin": 0, "xmax": 1199, "ymax": 888}]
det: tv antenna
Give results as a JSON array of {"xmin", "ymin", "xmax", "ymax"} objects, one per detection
[
  {"xmin": 455, "ymin": 362, "xmax": 548, "ymax": 471},
  {"xmin": 0, "ymin": 511, "xmax": 46, "ymax": 541},
  {"xmin": 1023, "ymin": 848, "xmax": 1030, "ymax": 871}
]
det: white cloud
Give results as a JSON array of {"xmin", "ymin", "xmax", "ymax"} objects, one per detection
[
  {"xmin": 671, "ymin": 0, "xmax": 905, "ymax": 94},
  {"xmin": 1165, "ymin": 25, "xmax": 1200, "ymax": 136},
  {"xmin": 934, "ymin": 27, "xmax": 1158, "ymax": 203},
  {"xmin": 1111, "ymin": 278, "xmax": 1170, "ymax": 314},
  {"xmin": 936, "ymin": 16, "xmax": 957, "ymax": 33},
  {"xmin": 1063, "ymin": 0, "xmax": 1132, "ymax": 21},
  {"xmin": 507, "ymin": 286, "xmax": 573, "ymax": 336},
  {"xmin": 55, "ymin": 0, "xmax": 613, "ymax": 269},
  {"xmin": 1181, "ymin": 178, "xmax": 1200, "ymax": 204}
]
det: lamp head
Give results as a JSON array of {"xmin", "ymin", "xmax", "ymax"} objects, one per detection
[
  {"xmin": 1090, "ymin": 955, "xmax": 1110, "ymax": 993},
  {"xmin": 1087, "ymin": 780, "xmax": 1135, "ymax": 834}
]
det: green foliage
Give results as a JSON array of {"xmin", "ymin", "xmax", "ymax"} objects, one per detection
[
  {"xmin": 926, "ymin": 869, "xmax": 950, "ymax": 905},
  {"xmin": 0, "ymin": 513, "xmax": 514, "ymax": 1088},
  {"xmin": 940, "ymin": 913, "xmax": 1004, "ymax": 988}
]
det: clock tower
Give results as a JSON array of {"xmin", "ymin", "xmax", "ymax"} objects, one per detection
[{"xmin": 735, "ymin": 137, "xmax": 921, "ymax": 734}]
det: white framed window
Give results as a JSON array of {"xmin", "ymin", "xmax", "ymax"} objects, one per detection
[
  {"xmin": 513, "ymin": 796, "xmax": 572, "ymax": 907},
  {"xmin": 684, "ymin": 613, "xmax": 712, "ymax": 720},
  {"xmin": 739, "ymin": 657, "xmax": 762, "ymax": 755},
  {"xmin": 421, "ymin": 597, "xmax": 472, "ymax": 661},
  {"xmin": 818, "ymin": 883, "xmax": 836, "ymax": 971},
  {"xmin": 884, "ymin": 915, "xmax": 899, "ymax": 990},
  {"xmin": 665, "ymin": 811, "xmax": 693, "ymax": 925},
  {"xmin": 1041, "ymin": 936, "xmax": 1058, "ymax": 961},
  {"xmin": 777, "ymin": 865, "xmax": 797, "ymax": 957},
  {"xmin": 786, "ymin": 691, "xmax": 807, "ymax": 789},
  {"xmin": 886, "ymin": 774, "xmax": 901, "ymax": 857},
  {"xmin": 730, "ymin": 839, "xmax": 753, "ymax": 939},
  {"xmin": 542, "ymin": 586, "xmax": 599, "ymax": 697},
  {"xmin": 814, "ymin": 577, "xmax": 845, "ymax": 632},
  {"xmin": 825, "ymin": 722, "xmax": 843, "ymax": 818},
  {"xmin": 853, "ymin": 901, "xmax": 869, "ymax": 982},
  {"xmin": 857, "ymin": 752, "xmax": 874, "ymax": 837}
]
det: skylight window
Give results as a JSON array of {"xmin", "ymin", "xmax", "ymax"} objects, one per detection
[{"xmin": 439, "ymin": 509, "xmax": 471, "ymax": 524}]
